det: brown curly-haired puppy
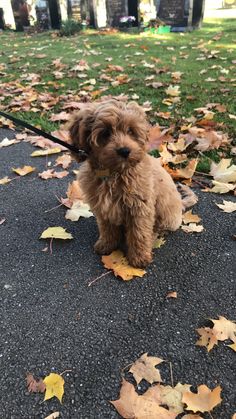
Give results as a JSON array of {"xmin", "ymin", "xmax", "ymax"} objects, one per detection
[{"xmin": 69, "ymin": 100, "xmax": 183, "ymax": 268}]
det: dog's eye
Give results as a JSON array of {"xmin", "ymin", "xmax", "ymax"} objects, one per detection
[
  {"xmin": 127, "ymin": 127, "xmax": 135, "ymax": 136},
  {"xmin": 98, "ymin": 128, "xmax": 111, "ymax": 145}
]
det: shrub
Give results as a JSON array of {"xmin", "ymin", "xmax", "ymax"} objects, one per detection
[{"xmin": 59, "ymin": 19, "xmax": 82, "ymax": 36}]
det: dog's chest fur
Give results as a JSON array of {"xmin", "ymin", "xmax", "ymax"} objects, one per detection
[{"xmin": 78, "ymin": 161, "xmax": 152, "ymax": 225}]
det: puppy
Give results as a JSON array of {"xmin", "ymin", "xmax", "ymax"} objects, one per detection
[{"xmin": 69, "ymin": 100, "xmax": 183, "ymax": 268}]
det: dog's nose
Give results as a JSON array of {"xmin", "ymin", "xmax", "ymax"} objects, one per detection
[{"xmin": 116, "ymin": 147, "xmax": 131, "ymax": 158}]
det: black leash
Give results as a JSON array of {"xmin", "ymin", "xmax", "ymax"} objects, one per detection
[{"xmin": 0, "ymin": 110, "xmax": 87, "ymax": 158}]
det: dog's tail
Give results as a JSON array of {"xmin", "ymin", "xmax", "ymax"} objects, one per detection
[{"xmin": 178, "ymin": 184, "xmax": 198, "ymax": 211}]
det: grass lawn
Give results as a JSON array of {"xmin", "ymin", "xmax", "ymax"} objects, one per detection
[{"xmin": 0, "ymin": 18, "xmax": 235, "ymax": 172}]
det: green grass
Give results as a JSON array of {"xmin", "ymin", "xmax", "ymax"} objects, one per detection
[{"xmin": 0, "ymin": 18, "xmax": 235, "ymax": 172}]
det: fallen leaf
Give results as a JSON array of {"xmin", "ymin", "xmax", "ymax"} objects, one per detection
[
  {"xmin": 26, "ymin": 373, "xmax": 46, "ymax": 393},
  {"xmin": 210, "ymin": 316, "xmax": 236, "ymax": 341},
  {"xmin": 167, "ymin": 291, "xmax": 177, "ymax": 299},
  {"xmin": 216, "ymin": 200, "xmax": 236, "ymax": 213},
  {"xmin": 165, "ymin": 85, "xmax": 181, "ymax": 97},
  {"xmin": 31, "ymin": 147, "xmax": 62, "ymax": 157},
  {"xmin": 153, "ymin": 236, "xmax": 166, "ymax": 248},
  {"xmin": 129, "ymin": 352, "xmax": 163, "ymax": 385},
  {"xmin": 196, "ymin": 327, "xmax": 218, "ymax": 352},
  {"xmin": 182, "ymin": 415, "xmax": 203, "ymax": 418},
  {"xmin": 181, "ymin": 223, "xmax": 204, "ymax": 233},
  {"xmin": 176, "ymin": 159, "xmax": 198, "ymax": 179},
  {"xmin": 102, "ymin": 250, "xmax": 146, "ymax": 281},
  {"xmin": 44, "ymin": 413, "xmax": 60, "ymax": 419},
  {"xmin": 12, "ymin": 165, "xmax": 35, "ymax": 176},
  {"xmin": 0, "ymin": 218, "xmax": 6, "ymax": 225},
  {"xmin": 146, "ymin": 383, "xmax": 191, "ymax": 414},
  {"xmin": 110, "ymin": 379, "xmax": 176, "ymax": 419},
  {"xmin": 43, "ymin": 373, "xmax": 64, "ymax": 403},
  {"xmin": 39, "ymin": 169, "xmax": 69, "ymax": 180},
  {"xmin": 0, "ymin": 137, "xmax": 20, "ymax": 148},
  {"xmin": 0, "ymin": 176, "xmax": 11, "ymax": 185},
  {"xmin": 182, "ymin": 210, "xmax": 201, "ymax": 224},
  {"xmin": 40, "ymin": 227, "xmax": 73, "ymax": 240},
  {"xmin": 66, "ymin": 180, "xmax": 83, "ymax": 204},
  {"xmin": 205, "ymin": 181, "xmax": 236, "ymax": 194},
  {"xmin": 210, "ymin": 159, "xmax": 236, "ymax": 183},
  {"xmin": 182, "ymin": 385, "xmax": 222, "ymax": 413},
  {"xmin": 55, "ymin": 154, "xmax": 72, "ymax": 169},
  {"xmin": 228, "ymin": 342, "xmax": 236, "ymax": 352},
  {"xmin": 65, "ymin": 200, "xmax": 93, "ymax": 221}
]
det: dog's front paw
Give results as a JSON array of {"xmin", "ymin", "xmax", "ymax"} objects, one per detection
[
  {"xmin": 127, "ymin": 251, "xmax": 153, "ymax": 268},
  {"xmin": 94, "ymin": 239, "xmax": 118, "ymax": 255}
]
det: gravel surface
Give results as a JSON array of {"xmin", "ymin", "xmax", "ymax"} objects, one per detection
[{"xmin": 0, "ymin": 128, "xmax": 235, "ymax": 419}]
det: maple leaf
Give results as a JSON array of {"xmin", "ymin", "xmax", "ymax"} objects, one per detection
[
  {"xmin": 12, "ymin": 165, "xmax": 35, "ymax": 176},
  {"xmin": 129, "ymin": 353, "xmax": 163, "ymax": 385},
  {"xmin": 165, "ymin": 85, "xmax": 181, "ymax": 97},
  {"xmin": 55, "ymin": 154, "xmax": 72, "ymax": 169},
  {"xmin": 210, "ymin": 316, "xmax": 236, "ymax": 342},
  {"xmin": 166, "ymin": 291, "xmax": 177, "ymax": 299},
  {"xmin": 228, "ymin": 342, "xmax": 236, "ymax": 352},
  {"xmin": 153, "ymin": 236, "xmax": 166, "ymax": 248},
  {"xmin": 181, "ymin": 223, "xmax": 204, "ymax": 233},
  {"xmin": 176, "ymin": 159, "xmax": 198, "ymax": 179},
  {"xmin": 146, "ymin": 383, "xmax": 191, "ymax": 414},
  {"xmin": 210, "ymin": 159, "xmax": 236, "ymax": 183},
  {"xmin": 26, "ymin": 373, "xmax": 46, "ymax": 393},
  {"xmin": 182, "ymin": 210, "xmax": 201, "ymax": 224},
  {"xmin": 102, "ymin": 250, "xmax": 146, "ymax": 281},
  {"xmin": 216, "ymin": 200, "xmax": 236, "ymax": 213},
  {"xmin": 110, "ymin": 379, "xmax": 177, "ymax": 419},
  {"xmin": 39, "ymin": 170, "xmax": 69, "ymax": 180},
  {"xmin": 65, "ymin": 200, "xmax": 93, "ymax": 221},
  {"xmin": 40, "ymin": 227, "xmax": 73, "ymax": 240},
  {"xmin": 182, "ymin": 385, "xmax": 222, "ymax": 413},
  {"xmin": 0, "ymin": 137, "xmax": 20, "ymax": 148},
  {"xmin": 196, "ymin": 327, "xmax": 218, "ymax": 352},
  {"xmin": 0, "ymin": 176, "xmax": 11, "ymax": 185},
  {"xmin": 205, "ymin": 181, "xmax": 236, "ymax": 194},
  {"xmin": 31, "ymin": 147, "xmax": 62, "ymax": 157},
  {"xmin": 66, "ymin": 180, "xmax": 83, "ymax": 206},
  {"xmin": 182, "ymin": 415, "xmax": 203, "ymax": 418},
  {"xmin": 43, "ymin": 373, "xmax": 64, "ymax": 403}
]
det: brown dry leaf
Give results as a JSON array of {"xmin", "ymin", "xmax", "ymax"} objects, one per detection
[
  {"xmin": 210, "ymin": 316, "xmax": 236, "ymax": 342},
  {"xmin": 216, "ymin": 200, "xmax": 236, "ymax": 213},
  {"xmin": 182, "ymin": 415, "xmax": 203, "ymax": 418},
  {"xmin": 182, "ymin": 385, "xmax": 222, "ymax": 413},
  {"xmin": 102, "ymin": 250, "xmax": 146, "ymax": 281},
  {"xmin": 26, "ymin": 373, "xmax": 46, "ymax": 393},
  {"xmin": 66, "ymin": 180, "xmax": 83, "ymax": 204},
  {"xmin": 50, "ymin": 112, "xmax": 70, "ymax": 122},
  {"xmin": 167, "ymin": 291, "xmax": 178, "ymax": 299},
  {"xmin": 181, "ymin": 223, "xmax": 204, "ymax": 233},
  {"xmin": 182, "ymin": 210, "xmax": 201, "ymax": 225},
  {"xmin": 196, "ymin": 327, "xmax": 218, "ymax": 352},
  {"xmin": 0, "ymin": 137, "xmax": 20, "ymax": 148},
  {"xmin": 55, "ymin": 154, "xmax": 72, "ymax": 169},
  {"xmin": 0, "ymin": 176, "xmax": 11, "ymax": 185},
  {"xmin": 146, "ymin": 383, "xmax": 191, "ymax": 414},
  {"xmin": 129, "ymin": 353, "xmax": 163, "ymax": 385},
  {"xmin": 12, "ymin": 165, "xmax": 35, "ymax": 176},
  {"xmin": 110, "ymin": 379, "xmax": 177, "ymax": 419},
  {"xmin": 210, "ymin": 159, "xmax": 236, "ymax": 183},
  {"xmin": 39, "ymin": 170, "xmax": 69, "ymax": 180}
]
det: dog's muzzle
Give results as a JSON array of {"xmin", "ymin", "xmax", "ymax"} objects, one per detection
[{"xmin": 116, "ymin": 147, "xmax": 131, "ymax": 158}]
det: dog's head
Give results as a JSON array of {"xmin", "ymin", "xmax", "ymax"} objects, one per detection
[{"xmin": 69, "ymin": 100, "xmax": 149, "ymax": 172}]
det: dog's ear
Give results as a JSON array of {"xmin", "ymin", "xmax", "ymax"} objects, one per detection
[
  {"xmin": 69, "ymin": 106, "xmax": 96, "ymax": 155},
  {"xmin": 127, "ymin": 101, "xmax": 147, "ymax": 120}
]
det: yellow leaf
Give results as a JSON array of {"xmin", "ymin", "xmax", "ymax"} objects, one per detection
[
  {"xmin": 228, "ymin": 342, "xmax": 236, "ymax": 352},
  {"xmin": 102, "ymin": 250, "xmax": 146, "ymax": 281},
  {"xmin": 12, "ymin": 165, "xmax": 35, "ymax": 176},
  {"xmin": 44, "ymin": 412, "xmax": 60, "ymax": 419},
  {"xmin": 129, "ymin": 353, "xmax": 163, "ymax": 385},
  {"xmin": 146, "ymin": 383, "xmax": 191, "ymax": 414},
  {"xmin": 31, "ymin": 147, "xmax": 62, "ymax": 157},
  {"xmin": 153, "ymin": 236, "xmax": 166, "ymax": 248},
  {"xmin": 181, "ymin": 223, "xmax": 204, "ymax": 233},
  {"xmin": 0, "ymin": 176, "xmax": 11, "ymax": 185},
  {"xmin": 165, "ymin": 85, "xmax": 181, "ymax": 97},
  {"xmin": 210, "ymin": 316, "xmax": 236, "ymax": 341},
  {"xmin": 40, "ymin": 227, "xmax": 73, "ymax": 240},
  {"xmin": 216, "ymin": 200, "xmax": 236, "ymax": 213},
  {"xmin": 43, "ymin": 373, "xmax": 64, "ymax": 403},
  {"xmin": 182, "ymin": 385, "xmax": 222, "ymax": 413},
  {"xmin": 176, "ymin": 159, "xmax": 198, "ymax": 179},
  {"xmin": 207, "ymin": 181, "xmax": 236, "ymax": 194}
]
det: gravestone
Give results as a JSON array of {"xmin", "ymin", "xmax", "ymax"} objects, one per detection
[{"xmin": 157, "ymin": 0, "xmax": 205, "ymax": 30}]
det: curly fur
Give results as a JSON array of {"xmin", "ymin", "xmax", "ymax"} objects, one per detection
[{"xmin": 69, "ymin": 99, "xmax": 183, "ymax": 268}]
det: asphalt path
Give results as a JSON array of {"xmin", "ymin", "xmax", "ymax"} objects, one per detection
[{"xmin": 0, "ymin": 128, "xmax": 235, "ymax": 419}]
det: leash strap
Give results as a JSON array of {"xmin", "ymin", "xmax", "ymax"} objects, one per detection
[{"xmin": 0, "ymin": 110, "xmax": 87, "ymax": 157}]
